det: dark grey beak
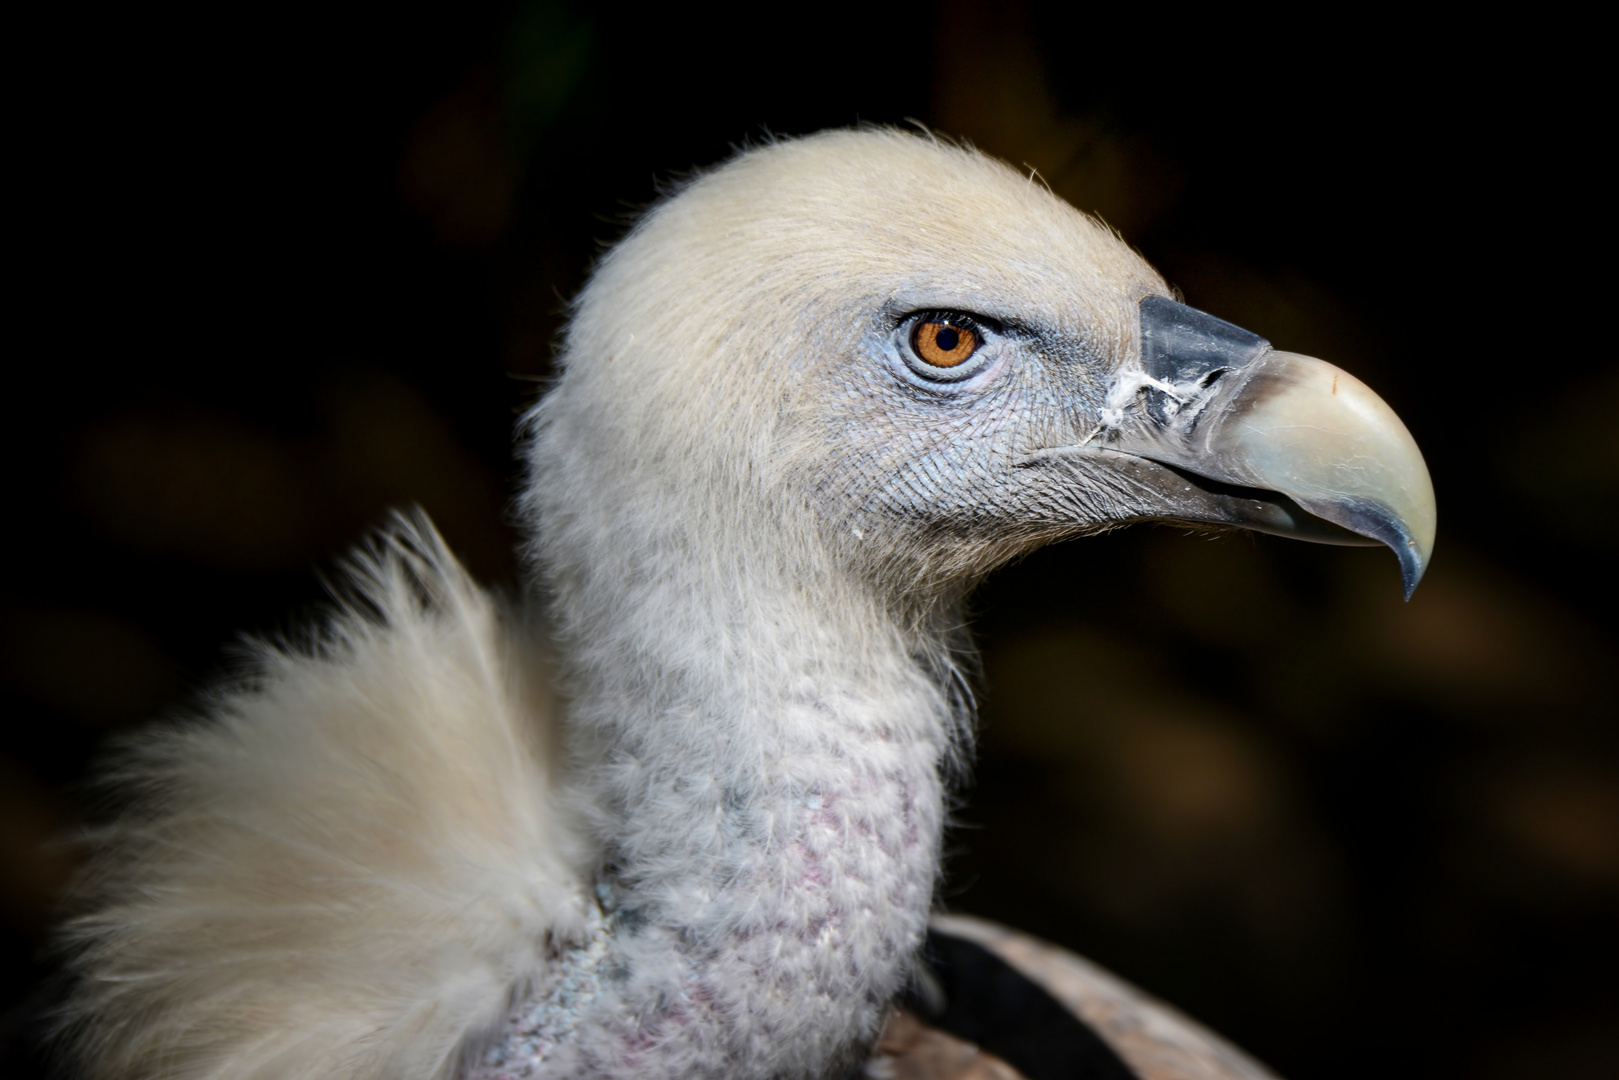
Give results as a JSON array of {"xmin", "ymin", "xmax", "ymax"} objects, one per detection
[{"xmin": 1078, "ymin": 297, "xmax": 1437, "ymax": 598}]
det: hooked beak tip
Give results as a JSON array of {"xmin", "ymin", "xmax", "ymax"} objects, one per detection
[
  {"xmin": 1221, "ymin": 352, "xmax": 1436, "ymax": 599},
  {"xmin": 1399, "ymin": 535, "xmax": 1430, "ymax": 601}
]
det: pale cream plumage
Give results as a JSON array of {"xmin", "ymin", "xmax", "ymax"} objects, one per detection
[
  {"xmin": 56, "ymin": 129, "xmax": 1433, "ymax": 1080},
  {"xmin": 61, "ymin": 523, "xmax": 586, "ymax": 1079}
]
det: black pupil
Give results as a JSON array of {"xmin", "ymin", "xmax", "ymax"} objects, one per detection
[{"xmin": 934, "ymin": 326, "xmax": 960, "ymax": 352}]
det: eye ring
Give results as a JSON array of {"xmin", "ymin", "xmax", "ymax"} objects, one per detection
[{"xmin": 910, "ymin": 317, "xmax": 980, "ymax": 369}]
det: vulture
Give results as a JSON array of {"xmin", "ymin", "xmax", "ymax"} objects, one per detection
[{"xmin": 56, "ymin": 129, "xmax": 1435, "ymax": 1080}]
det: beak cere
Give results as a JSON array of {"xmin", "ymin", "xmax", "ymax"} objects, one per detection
[{"xmin": 1095, "ymin": 297, "xmax": 1437, "ymax": 598}]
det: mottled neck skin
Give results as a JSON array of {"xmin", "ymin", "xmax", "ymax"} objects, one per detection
[{"xmin": 470, "ymin": 551, "xmax": 963, "ymax": 1080}]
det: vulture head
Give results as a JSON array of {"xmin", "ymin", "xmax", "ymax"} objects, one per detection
[{"xmin": 529, "ymin": 129, "xmax": 1432, "ymax": 630}]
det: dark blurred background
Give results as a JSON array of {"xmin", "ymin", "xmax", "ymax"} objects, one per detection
[{"xmin": 5, "ymin": 3, "xmax": 1612, "ymax": 1076}]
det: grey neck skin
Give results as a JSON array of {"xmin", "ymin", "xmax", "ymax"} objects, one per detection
[{"xmin": 468, "ymin": 544, "xmax": 966, "ymax": 1080}]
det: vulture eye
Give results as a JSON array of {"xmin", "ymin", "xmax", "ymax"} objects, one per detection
[{"xmin": 911, "ymin": 318, "xmax": 980, "ymax": 369}]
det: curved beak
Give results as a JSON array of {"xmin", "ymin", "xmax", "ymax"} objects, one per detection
[{"xmin": 1087, "ymin": 296, "xmax": 1436, "ymax": 598}]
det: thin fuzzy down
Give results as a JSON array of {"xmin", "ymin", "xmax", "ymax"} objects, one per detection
[{"xmin": 57, "ymin": 514, "xmax": 589, "ymax": 1080}]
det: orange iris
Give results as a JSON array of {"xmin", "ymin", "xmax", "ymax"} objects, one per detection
[{"xmin": 912, "ymin": 320, "xmax": 979, "ymax": 368}]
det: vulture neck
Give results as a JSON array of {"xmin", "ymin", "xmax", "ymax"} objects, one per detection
[{"xmin": 541, "ymin": 517, "xmax": 964, "ymax": 1076}]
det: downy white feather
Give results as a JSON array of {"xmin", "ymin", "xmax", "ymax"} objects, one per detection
[{"xmin": 58, "ymin": 515, "xmax": 589, "ymax": 1080}]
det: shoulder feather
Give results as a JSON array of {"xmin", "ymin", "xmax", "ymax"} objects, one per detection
[{"xmin": 58, "ymin": 512, "xmax": 589, "ymax": 1080}]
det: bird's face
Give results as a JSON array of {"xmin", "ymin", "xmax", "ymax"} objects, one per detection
[{"xmin": 546, "ymin": 130, "xmax": 1433, "ymax": 605}]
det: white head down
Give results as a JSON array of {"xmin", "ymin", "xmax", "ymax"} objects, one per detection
[{"xmin": 527, "ymin": 130, "xmax": 1173, "ymax": 624}]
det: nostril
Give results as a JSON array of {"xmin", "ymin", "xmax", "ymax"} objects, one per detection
[{"xmin": 1196, "ymin": 367, "xmax": 1228, "ymax": 391}]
